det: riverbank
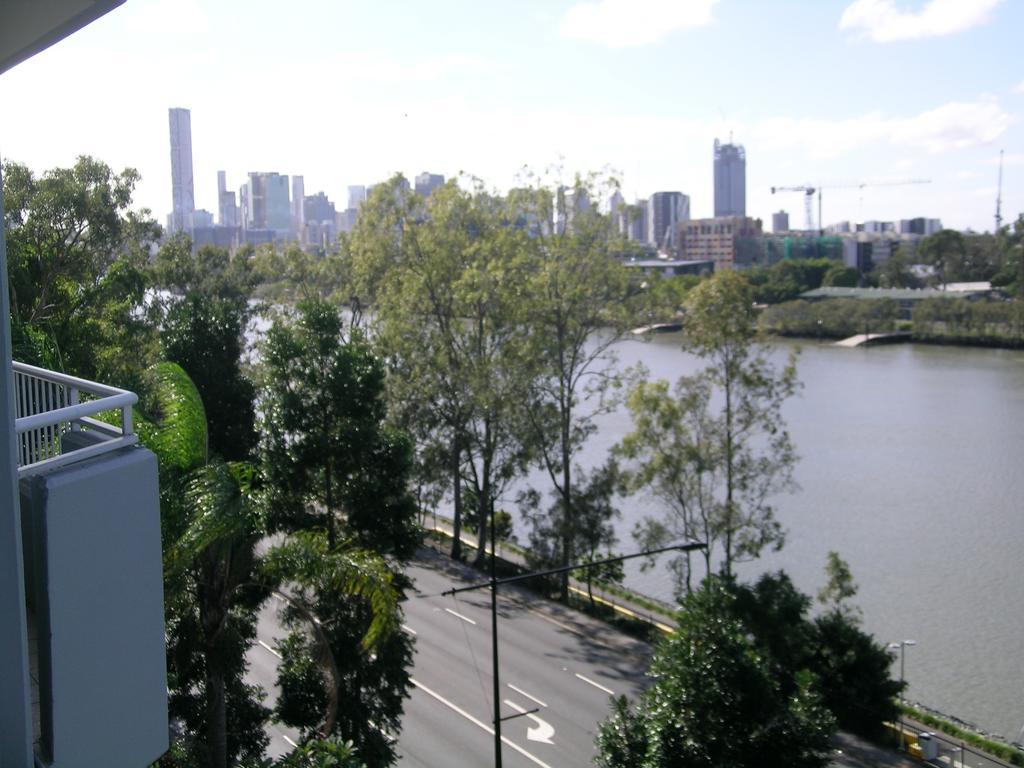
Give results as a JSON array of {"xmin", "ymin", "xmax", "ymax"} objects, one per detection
[{"xmin": 757, "ymin": 297, "xmax": 1024, "ymax": 349}]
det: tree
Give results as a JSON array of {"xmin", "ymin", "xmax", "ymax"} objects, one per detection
[
  {"xmin": 3, "ymin": 155, "xmax": 160, "ymax": 386},
  {"xmin": 268, "ymin": 738, "xmax": 367, "ymax": 768},
  {"xmin": 259, "ymin": 299, "xmax": 418, "ymax": 765},
  {"xmin": 523, "ymin": 459, "xmax": 625, "ymax": 606},
  {"xmin": 729, "ymin": 565, "xmax": 902, "ymax": 740},
  {"xmin": 260, "ymin": 298, "xmax": 420, "ymax": 559},
  {"xmin": 874, "ymin": 247, "xmax": 923, "ymax": 289},
  {"xmin": 595, "ymin": 579, "xmax": 835, "ymax": 768},
  {"xmin": 918, "ymin": 229, "xmax": 967, "ymax": 287},
  {"xmin": 355, "ymin": 178, "xmax": 533, "ymax": 566},
  {"xmin": 514, "ymin": 173, "xmax": 637, "ymax": 600},
  {"xmin": 138, "ymin": 363, "xmax": 270, "ymax": 768},
  {"xmin": 817, "ymin": 550, "xmax": 859, "ymax": 619},
  {"xmin": 151, "ymin": 236, "xmax": 260, "ymax": 461},
  {"xmin": 621, "ymin": 271, "xmax": 799, "ymax": 585},
  {"xmin": 822, "ymin": 263, "xmax": 859, "ymax": 288},
  {"xmin": 261, "ymin": 532, "xmax": 408, "ymax": 768},
  {"xmin": 160, "ymin": 294, "xmax": 257, "ymax": 461},
  {"xmin": 141, "ymin": 361, "xmax": 403, "ymax": 768}
]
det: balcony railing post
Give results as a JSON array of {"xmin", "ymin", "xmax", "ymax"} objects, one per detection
[{"xmin": 69, "ymin": 386, "xmax": 79, "ymax": 431}]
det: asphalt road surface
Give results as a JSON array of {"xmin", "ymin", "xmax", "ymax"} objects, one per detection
[
  {"xmin": 397, "ymin": 549, "xmax": 653, "ymax": 768},
  {"xmin": 247, "ymin": 549, "xmax": 870, "ymax": 768}
]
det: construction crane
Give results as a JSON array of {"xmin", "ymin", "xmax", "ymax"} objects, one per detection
[
  {"xmin": 771, "ymin": 179, "xmax": 931, "ymax": 233},
  {"xmin": 770, "ymin": 185, "xmax": 816, "ymax": 231}
]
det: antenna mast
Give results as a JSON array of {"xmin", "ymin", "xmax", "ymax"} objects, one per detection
[{"xmin": 995, "ymin": 149, "xmax": 1004, "ymax": 232}]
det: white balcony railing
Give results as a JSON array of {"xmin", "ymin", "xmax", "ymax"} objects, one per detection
[{"xmin": 13, "ymin": 361, "xmax": 138, "ymax": 477}]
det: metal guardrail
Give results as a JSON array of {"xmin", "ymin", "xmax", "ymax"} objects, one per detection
[{"xmin": 13, "ymin": 361, "xmax": 138, "ymax": 477}]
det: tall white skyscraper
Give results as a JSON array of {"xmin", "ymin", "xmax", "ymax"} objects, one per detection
[
  {"xmin": 291, "ymin": 175, "xmax": 305, "ymax": 236},
  {"xmin": 168, "ymin": 107, "xmax": 195, "ymax": 233}
]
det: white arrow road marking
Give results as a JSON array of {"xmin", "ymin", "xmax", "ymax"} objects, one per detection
[
  {"xmin": 444, "ymin": 608, "xmax": 477, "ymax": 625},
  {"xmin": 504, "ymin": 699, "xmax": 555, "ymax": 745},
  {"xmin": 575, "ymin": 672, "xmax": 615, "ymax": 696},
  {"xmin": 410, "ymin": 679, "xmax": 553, "ymax": 768}
]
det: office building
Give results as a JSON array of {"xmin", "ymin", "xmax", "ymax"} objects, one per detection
[
  {"xmin": 678, "ymin": 216, "xmax": 762, "ymax": 270},
  {"xmin": 713, "ymin": 138, "xmax": 746, "ymax": 217},
  {"xmin": 168, "ymin": 108, "xmax": 195, "ymax": 233},
  {"xmin": 304, "ymin": 191, "xmax": 336, "ymax": 224},
  {"xmin": 242, "ymin": 172, "xmax": 291, "ymax": 237},
  {"xmin": 628, "ymin": 198, "xmax": 649, "ymax": 244},
  {"xmin": 772, "ymin": 210, "xmax": 790, "ymax": 233},
  {"xmin": 648, "ymin": 191, "xmax": 689, "ymax": 251},
  {"xmin": 291, "ymin": 175, "xmax": 305, "ymax": 236},
  {"xmin": 899, "ymin": 217, "xmax": 942, "ymax": 236},
  {"xmin": 217, "ymin": 171, "xmax": 239, "ymax": 228},
  {"xmin": 266, "ymin": 173, "xmax": 291, "ymax": 234},
  {"xmin": 414, "ymin": 172, "xmax": 444, "ymax": 197},
  {"xmin": 347, "ymin": 185, "xmax": 367, "ymax": 210}
]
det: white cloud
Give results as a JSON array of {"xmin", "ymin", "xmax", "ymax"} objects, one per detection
[
  {"xmin": 1014, "ymin": 81, "xmax": 1024, "ymax": 94},
  {"xmin": 839, "ymin": 0, "xmax": 1001, "ymax": 42},
  {"xmin": 754, "ymin": 97, "xmax": 1010, "ymax": 158},
  {"xmin": 560, "ymin": 0, "xmax": 718, "ymax": 47}
]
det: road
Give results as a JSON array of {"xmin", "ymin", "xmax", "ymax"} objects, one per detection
[
  {"xmin": 397, "ymin": 549, "xmax": 653, "ymax": 768},
  {"xmin": 247, "ymin": 548, "xmax": 896, "ymax": 768}
]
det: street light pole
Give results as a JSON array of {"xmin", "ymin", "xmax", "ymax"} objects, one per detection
[
  {"xmin": 490, "ymin": 507, "xmax": 502, "ymax": 768},
  {"xmin": 444, "ymin": 539, "xmax": 706, "ymax": 768},
  {"xmin": 888, "ymin": 639, "xmax": 917, "ymax": 750}
]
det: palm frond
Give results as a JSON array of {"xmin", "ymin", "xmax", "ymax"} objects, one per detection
[{"xmin": 262, "ymin": 531, "xmax": 399, "ymax": 649}]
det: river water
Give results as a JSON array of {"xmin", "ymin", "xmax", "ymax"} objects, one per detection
[{"xmin": 510, "ymin": 334, "xmax": 1024, "ymax": 742}]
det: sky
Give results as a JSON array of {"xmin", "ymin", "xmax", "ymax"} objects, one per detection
[{"xmin": 1, "ymin": 0, "xmax": 1021, "ymax": 233}]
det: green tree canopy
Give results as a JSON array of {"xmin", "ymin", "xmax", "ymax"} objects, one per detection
[
  {"xmin": 513, "ymin": 172, "xmax": 639, "ymax": 600},
  {"xmin": 260, "ymin": 298, "xmax": 420, "ymax": 559},
  {"xmin": 620, "ymin": 270, "xmax": 799, "ymax": 587},
  {"xmin": 596, "ymin": 579, "xmax": 835, "ymax": 768},
  {"xmin": 3, "ymin": 155, "xmax": 160, "ymax": 386},
  {"xmin": 353, "ymin": 176, "xmax": 535, "ymax": 564}
]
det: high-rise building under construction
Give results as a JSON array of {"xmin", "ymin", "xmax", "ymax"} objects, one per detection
[{"xmin": 714, "ymin": 138, "xmax": 746, "ymax": 217}]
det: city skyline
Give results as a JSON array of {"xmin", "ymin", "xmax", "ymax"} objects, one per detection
[{"xmin": 0, "ymin": 0, "xmax": 1021, "ymax": 233}]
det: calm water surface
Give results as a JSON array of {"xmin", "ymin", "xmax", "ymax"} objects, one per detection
[{"xmin": 511, "ymin": 334, "xmax": 1024, "ymax": 741}]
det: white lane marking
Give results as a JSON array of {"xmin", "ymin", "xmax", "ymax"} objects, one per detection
[
  {"xmin": 504, "ymin": 699, "xmax": 556, "ymax": 745},
  {"xmin": 283, "ymin": 735, "xmax": 298, "ymax": 748},
  {"xmin": 445, "ymin": 608, "xmax": 477, "ymax": 625},
  {"xmin": 410, "ymin": 678, "xmax": 553, "ymax": 768},
  {"xmin": 402, "ymin": 624, "xmax": 417, "ymax": 635},
  {"xmin": 575, "ymin": 673, "xmax": 615, "ymax": 696},
  {"xmin": 508, "ymin": 683, "xmax": 547, "ymax": 708},
  {"xmin": 258, "ymin": 640, "xmax": 282, "ymax": 659}
]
